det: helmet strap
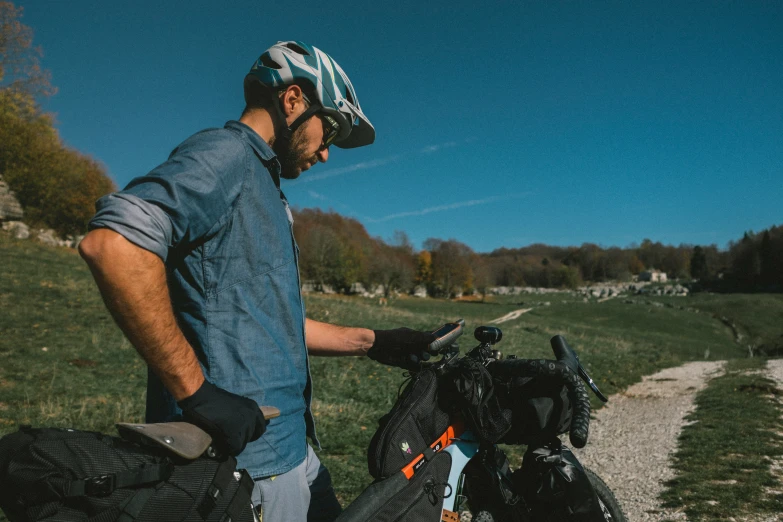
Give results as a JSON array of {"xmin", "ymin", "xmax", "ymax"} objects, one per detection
[{"xmin": 273, "ymin": 96, "xmax": 321, "ymax": 150}]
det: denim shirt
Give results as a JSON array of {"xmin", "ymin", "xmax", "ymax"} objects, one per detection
[{"xmin": 89, "ymin": 121, "xmax": 317, "ymax": 478}]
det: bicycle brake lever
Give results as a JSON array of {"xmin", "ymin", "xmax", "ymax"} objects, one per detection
[{"xmin": 578, "ymin": 365, "xmax": 608, "ymax": 403}]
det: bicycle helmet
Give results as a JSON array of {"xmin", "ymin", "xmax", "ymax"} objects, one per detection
[{"xmin": 245, "ymin": 41, "xmax": 375, "ymax": 149}]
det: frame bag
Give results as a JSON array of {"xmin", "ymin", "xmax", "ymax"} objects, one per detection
[
  {"xmin": 338, "ymin": 450, "xmax": 453, "ymax": 522},
  {"xmin": 0, "ymin": 426, "xmax": 255, "ymax": 522},
  {"xmin": 367, "ymin": 368, "xmax": 451, "ymax": 479}
]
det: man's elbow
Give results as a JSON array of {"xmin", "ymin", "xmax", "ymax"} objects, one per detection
[{"xmin": 79, "ymin": 228, "xmax": 120, "ymax": 268}]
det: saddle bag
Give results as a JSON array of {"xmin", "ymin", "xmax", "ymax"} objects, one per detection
[
  {"xmin": 0, "ymin": 426, "xmax": 256, "ymax": 522},
  {"xmin": 338, "ymin": 450, "xmax": 453, "ymax": 522},
  {"xmin": 367, "ymin": 368, "xmax": 451, "ymax": 479}
]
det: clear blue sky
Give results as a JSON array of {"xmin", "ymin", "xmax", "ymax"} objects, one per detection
[{"xmin": 16, "ymin": 1, "xmax": 783, "ymax": 252}]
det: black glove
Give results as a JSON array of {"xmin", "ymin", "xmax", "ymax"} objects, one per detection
[
  {"xmin": 368, "ymin": 328, "xmax": 437, "ymax": 370},
  {"xmin": 177, "ymin": 380, "xmax": 267, "ymax": 456}
]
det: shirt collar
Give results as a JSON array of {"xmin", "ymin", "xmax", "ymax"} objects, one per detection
[{"xmin": 225, "ymin": 120, "xmax": 281, "ymax": 187}]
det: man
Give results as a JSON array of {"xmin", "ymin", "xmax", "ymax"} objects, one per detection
[{"xmin": 79, "ymin": 41, "xmax": 437, "ymax": 522}]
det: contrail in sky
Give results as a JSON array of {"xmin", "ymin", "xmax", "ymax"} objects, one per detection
[
  {"xmin": 290, "ymin": 137, "xmax": 477, "ymax": 185},
  {"xmin": 420, "ymin": 141, "xmax": 458, "ymax": 153},
  {"xmin": 365, "ymin": 192, "xmax": 532, "ymax": 223},
  {"xmin": 290, "ymin": 155, "xmax": 402, "ymax": 184}
]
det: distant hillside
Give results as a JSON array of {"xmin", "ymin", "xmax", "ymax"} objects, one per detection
[{"xmin": 292, "ymin": 207, "xmax": 782, "ymax": 297}]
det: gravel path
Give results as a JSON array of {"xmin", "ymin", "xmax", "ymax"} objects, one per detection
[
  {"xmin": 572, "ymin": 361, "xmax": 726, "ymax": 521},
  {"xmin": 766, "ymin": 359, "xmax": 783, "ymax": 390}
]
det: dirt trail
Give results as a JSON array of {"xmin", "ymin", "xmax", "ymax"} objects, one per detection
[
  {"xmin": 489, "ymin": 308, "xmax": 533, "ymax": 324},
  {"xmin": 573, "ymin": 361, "xmax": 726, "ymax": 521}
]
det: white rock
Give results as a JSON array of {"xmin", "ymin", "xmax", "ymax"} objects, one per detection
[
  {"xmin": 3, "ymin": 221, "xmax": 30, "ymax": 239},
  {"xmin": 36, "ymin": 229, "xmax": 60, "ymax": 247}
]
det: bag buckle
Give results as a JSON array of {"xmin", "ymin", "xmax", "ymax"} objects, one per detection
[{"xmin": 85, "ymin": 473, "xmax": 116, "ymax": 496}]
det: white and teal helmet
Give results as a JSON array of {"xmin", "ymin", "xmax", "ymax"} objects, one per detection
[{"xmin": 245, "ymin": 41, "xmax": 375, "ymax": 149}]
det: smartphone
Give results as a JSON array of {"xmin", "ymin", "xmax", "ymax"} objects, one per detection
[{"xmin": 428, "ymin": 320, "xmax": 464, "ymax": 353}]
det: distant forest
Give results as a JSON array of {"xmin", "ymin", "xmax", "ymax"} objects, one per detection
[{"xmin": 293, "ymin": 208, "xmax": 783, "ymax": 297}]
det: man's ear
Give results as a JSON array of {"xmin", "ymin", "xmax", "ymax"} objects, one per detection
[{"xmin": 280, "ymin": 84, "xmax": 305, "ymax": 118}]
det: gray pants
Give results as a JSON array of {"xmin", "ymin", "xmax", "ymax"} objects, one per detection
[{"xmin": 252, "ymin": 445, "xmax": 341, "ymax": 522}]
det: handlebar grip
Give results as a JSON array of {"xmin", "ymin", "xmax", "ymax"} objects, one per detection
[
  {"xmin": 550, "ymin": 335, "xmax": 590, "ymax": 446},
  {"xmin": 566, "ymin": 374, "xmax": 591, "ymax": 448},
  {"xmin": 550, "ymin": 335, "xmax": 578, "ymax": 373}
]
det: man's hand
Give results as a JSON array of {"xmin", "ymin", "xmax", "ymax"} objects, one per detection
[
  {"xmin": 177, "ymin": 380, "xmax": 267, "ymax": 456},
  {"xmin": 368, "ymin": 328, "xmax": 437, "ymax": 370}
]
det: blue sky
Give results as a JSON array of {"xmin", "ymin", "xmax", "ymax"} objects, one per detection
[{"xmin": 16, "ymin": 1, "xmax": 783, "ymax": 252}]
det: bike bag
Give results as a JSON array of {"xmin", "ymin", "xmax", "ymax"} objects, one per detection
[
  {"xmin": 367, "ymin": 368, "xmax": 451, "ymax": 479},
  {"xmin": 439, "ymin": 357, "xmax": 513, "ymax": 444},
  {"xmin": 337, "ymin": 450, "xmax": 453, "ymax": 522},
  {"xmin": 0, "ymin": 426, "xmax": 255, "ymax": 522},
  {"xmin": 514, "ymin": 441, "xmax": 605, "ymax": 522},
  {"xmin": 495, "ymin": 372, "xmax": 572, "ymax": 446}
]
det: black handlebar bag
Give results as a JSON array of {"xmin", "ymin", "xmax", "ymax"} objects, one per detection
[
  {"xmin": 495, "ymin": 373, "xmax": 573, "ymax": 446},
  {"xmin": 0, "ymin": 426, "xmax": 255, "ymax": 522}
]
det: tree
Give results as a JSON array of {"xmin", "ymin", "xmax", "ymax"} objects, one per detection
[
  {"xmin": 366, "ymin": 243, "xmax": 415, "ymax": 298},
  {"xmin": 297, "ymin": 223, "xmax": 367, "ymax": 292},
  {"xmin": 628, "ymin": 255, "xmax": 645, "ymax": 275},
  {"xmin": 424, "ymin": 238, "xmax": 474, "ymax": 297},
  {"xmin": 470, "ymin": 255, "xmax": 493, "ymax": 301},
  {"xmin": 415, "ymin": 250, "xmax": 433, "ymax": 288},
  {"xmin": 1, "ymin": 3, "xmax": 115, "ymax": 234},
  {"xmin": 0, "ymin": 2, "xmax": 55, "ymax": 99},
  {"xmin": 690, "ymin": 246, "xmax": 709, "ymax": 280},
  {"xmin": 759, "ymin": 230, "xmax": 775, "ymax": 288}
]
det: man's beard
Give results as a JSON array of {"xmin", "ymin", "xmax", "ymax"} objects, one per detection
[{"xmin": 274, "ymin": 125, "xmax": 316, "ymax": 180}]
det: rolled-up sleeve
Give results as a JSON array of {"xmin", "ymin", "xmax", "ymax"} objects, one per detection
[{"xmin": 89, "ymin": 129, "xmax": 247, "ymax": 261}]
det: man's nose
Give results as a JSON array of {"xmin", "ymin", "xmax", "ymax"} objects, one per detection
[{"xmin": 317, "ymin": 147, "xmax": 329, "ymax": 163}]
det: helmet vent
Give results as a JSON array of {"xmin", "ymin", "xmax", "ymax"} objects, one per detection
[
  {"xmin": 260, "ymin": 55, "xmax": 282, "ymax": 69},
  {"xmin": 285, "ymin": 42, "xmax": 310, "ymax": 56}
]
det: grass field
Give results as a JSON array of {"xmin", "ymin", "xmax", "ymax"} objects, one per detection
[
  {"xmin": 661, "ymin": 358, "xmax": 783, "ymax": 520},
  {"xmin": 2, "ymin": 232, "xmax": 783, "ymax": 517}
]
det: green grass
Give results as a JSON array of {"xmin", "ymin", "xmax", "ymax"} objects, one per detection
[
  {"xmin": 0, "ymin": 234, "xmax": 146, "ymax": 435},
  {"xmin": 656, "ymin": 293, "xmax": 783, "ymax": 354},
  {"xmin": 2, "ymin": 232, "xmax": 782, "ymax": 513},
  {"xmin": 660, "ymin": 358, "xmax": 783, "ymax": 520}
]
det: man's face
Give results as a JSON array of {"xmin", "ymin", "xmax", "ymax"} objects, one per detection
[{"xmin": 275, "ymin": 113, "xmax": 330, "ymax": 180}]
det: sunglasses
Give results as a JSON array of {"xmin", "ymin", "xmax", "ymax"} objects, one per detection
[
  {"xmin": 300, "ymin": 92, "xmax": 341, "ymax": 149},
  {"xmin": 319, "ymin": 114, "xmax": 341, "ymax": 149}
]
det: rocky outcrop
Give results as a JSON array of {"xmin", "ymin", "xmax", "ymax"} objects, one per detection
[
  {"xmin": 2, "ymin": 220, "xmax": 30, "ymax": 239},
  {"xmin": 486, "ymin": 282, "xmax": 690, "ymax": 298},
  {"xmin": 0, "ymin": 175, "xmax": 24, "ymax": 221},
  {"xmin": 487, "ymin": 286, "xmax": 567, "ymax": 296},
  {"xmin": 34, "ymin": 229, "xmax": 84, "ymax": 248}
]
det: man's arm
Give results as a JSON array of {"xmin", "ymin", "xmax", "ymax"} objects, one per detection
[
  {"xmin": 305, "ymin": 318, "xmax": 375, "ymax": 356},
  {"xmin": 78, "ymin": 228, "xmax": 204, "ymax": 400},
  {"xmin": 305, "ymin": 319, "xmax": 439, "ymax": 371}
]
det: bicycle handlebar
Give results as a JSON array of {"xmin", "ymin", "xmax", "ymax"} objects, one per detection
[{"xmin": 426, "ymin": 322, "xmax": 596, "ymax": 448}]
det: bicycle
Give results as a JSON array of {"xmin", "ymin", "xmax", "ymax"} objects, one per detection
[{"xmin": 334, "ymin": 320, "xmax": 626, "ymax": 522}]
